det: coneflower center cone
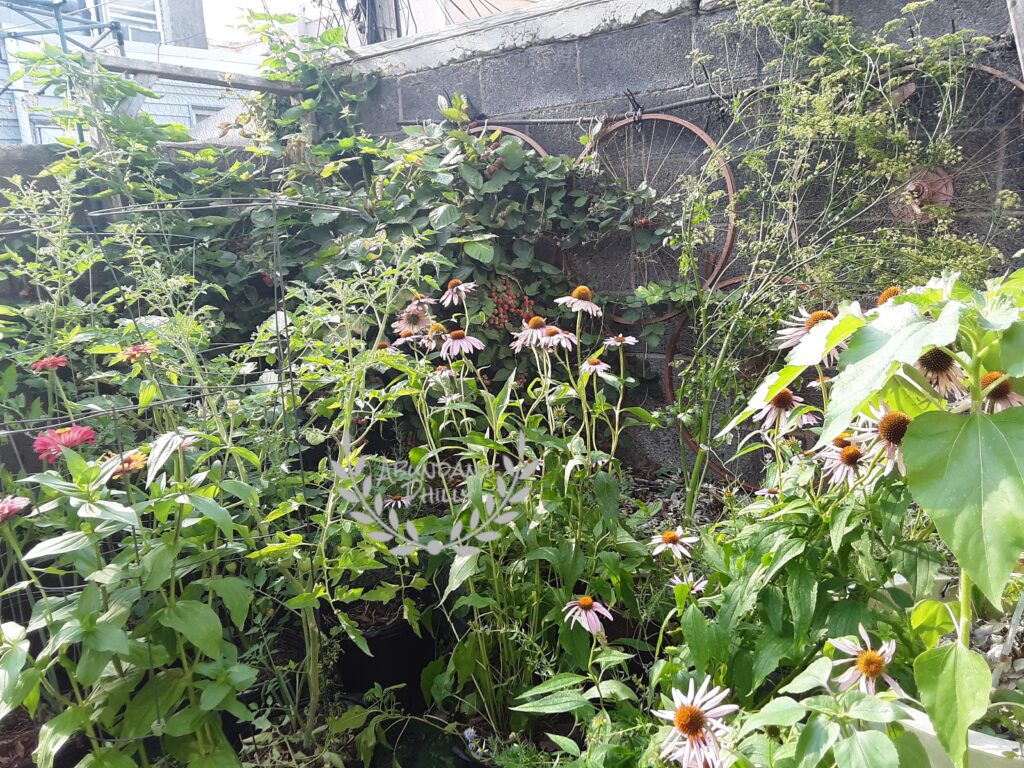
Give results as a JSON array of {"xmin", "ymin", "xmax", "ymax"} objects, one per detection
[
  {"xmin": 674, "ymin": 705, "xmax": 708, "ymax": 738},
  {"xmin": 662, "ymin": 530, "xmax": 680, "ymax": 544},
  {"xmin": 839, "ymin": 445, "xmax": 863, "ymax": 467},
  {"xmin": 571, "ymin": 285, "xmax": 594, "ymax": 301},
  {"xmin": 527, "ymin": 316, "xmax": 547, "ymax": 330},
  {"xmin": 447, "ymin": 278, "xmax": 462, "ymax": 289},
  {"xmin": 832, "ymin": 432, "xmax": 852, "ymax": 448},
  {"xmin": 877, "ymin": 286, "xmax": 901, "ymax": 306},
  {"xmin": 878, "ymin": 411, "xmax": 911, "ymax": 444},
  {"xmin": 917, "ymin": 347, "xmax": 955, "ymax": 373},
  {"xmin": 855, "ymin": 650, "xmax": 886, "ymax": 678},
  {"xmin": 982, "ymin": 370, "xmax": 1013, "ymax": 400},
  {"xmin": 804, "ymin": 310, "xmax": 834, "ymax": 330},
  {"xmin": 577, "ymin": 596, "xmax": 594, "ymax": 610},
  {"xmin": 450, "ymin": 330, "xmax": 466, "ymax": 340},
  {"xmin": 770, "ymin": 388, "xmax": 795, "ymax": 410}
]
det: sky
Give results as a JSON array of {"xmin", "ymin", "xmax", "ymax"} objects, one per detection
[{"xmin": 201, "ymin": 0, "xmax": 316, "ymax": 49}]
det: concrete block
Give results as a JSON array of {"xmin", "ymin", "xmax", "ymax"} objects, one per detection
[
  {"xmin": 579, "ymin": 14, "xmax": 696, "ymax": 103},
  {"xmin": 839, "ymin": 0, "xmax": 1008, "ymax": 39},
  {"xmin": 691, "ymin": 7, "xmax": 758, "ymax": 86},
  {"xmin": 358, "ymin": 75, "xmax": 402, "ymax": 135},
  {"xmin": 699, "ymin": 0, "xmax": 736, "ymax": 10},
  {"xmin": 398, "ymin": 59, "xmax": 482, "ymax": 122},
  {"xmin": 478, "ymin": 42, "xmax": 580, "ymax": 116}
]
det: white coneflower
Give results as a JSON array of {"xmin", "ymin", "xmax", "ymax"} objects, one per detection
[
  {"xmin": 541, "ymin": 325, "xmax": 577, "ymax": 352},
  {"xmin": 913, "ymin": 346, "xmax": 966, "ymax": 398},
  {"xmin": 579, "ymin": 357, "xmax": 611, "ymax": 376},
  {"xmin": 754, "ymin": 487, "xmax": 781, "ymax": 501},
  {"xmin": 441, "ymin": 330, "xmax": 485, "ymax": 359},
  {"xmin": 562, "ymin": 595, "xmax": 613, "ymax": 636},
  {"xmin": 979, "ymin": 371, "xmax": 1024, "ymax": 413},
  {"xmin": 851, "ymin": 403, "xmax": 911, "ymax": 475},
  {"xmin": 383, "ymin": 495, "xmax": 411, "ymax": 510},
  {"xmin": 775, "ymin": 308, "xmax": 844, "ymax": 365},
  {"xmin": 822, "ymin": 444, "xmax": 866, "ymax": 488},
  {"xmin": 652, "ymin": 678, "xmax": 738, "ymax": 768},
  {"xmin": 555, "ymin": 285, "xmax": 602, "ymax": 317},
  {"xmin": 440, "ymin": 278, "xmax": 477, "ymax": 307},
  {"xmin": 438, "ymin": 393, "xmax": 463, "ymax": 405},
  {"xmin": 752, "ymin": 388, "xmax": 817, "ymax": 431},
  {"xmin": 831, "ymin": 624, "xmax": 905, "ymax": 696},
  {"xmin": 392, "ymin": 304, "xmax": 433, "ymax": 335},
  {"xmin": 604, "ymin": 334, "xmax": 638, "ymax": 349},
  {"xmin": 510, "ymin": 315, "xmax": 549, "ymax": 354},
  {"xmin": 650, "ymin": 527, "xmax": 699, "ymax": 559}
]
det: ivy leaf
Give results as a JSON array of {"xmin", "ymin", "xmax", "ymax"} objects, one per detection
[
  {"xmin": 159, "ymin": 600, "xmax": 223, "ymax": 658},
  {"xmin": 904, "ymin": 409, "xmax": 1024, "ymax": 605},
  {"xmin": 819, "ymin": 300, "xmax": 963, "ymax": 447},
  {"xmin": 913, "ymin": 643, "xmax": 990, "ymax": 767}
]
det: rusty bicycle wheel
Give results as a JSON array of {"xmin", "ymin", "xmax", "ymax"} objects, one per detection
[
  {"xmin": 567, "ymin": 113, "xmax": 737, "ymax": 326},
  {"xmin": 467, "ymin": 123, "xmax": 548, "ymax": 156}
]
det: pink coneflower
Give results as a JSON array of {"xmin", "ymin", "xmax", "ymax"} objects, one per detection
[
  {"xmin": 428, "ymin": 364, "xmax": 454, "ymax": 384},
  {"xmin": 650, "ymin": 527, "xmax": 698, "ymax": 559},
  {"xmin": 510, "ymin": 316, "xmax": 549, "ymax": 354},
  {"xmin": 420, "ymin": 322, "xmax": 448, "ymax": 351},
  {"xmin": 407, "ymin": 293, "xmax": 437, "ymax": 311},
  {"xmin": 392, "ymin": 330, "xmax": 420, "ymax": 347},
  {"xmin": 979, "ymin": 371, "xmax": 1024, "ymax": 413},
  {"xmin": 0, "ymin": 496, "xmax": 31, "ymax": 524},
  {"xmin": 753, "ymin": 388, "xmax": 817, "ymax": 431},
  {"xmin": 32, "ymin": 425, "xmax": 97, "ymax": 464},
  {"xmin": 822, "ymin": 444, "xmax": 866, "ymax": 488},
  {"xmin": 754, "ymin": 487, "xmax": 781, "ymax": 501},
  {"xmin": 913, "ymin": 347, "xmax": 966, "ymax": 398},
  {"xmin": 555, "ymin": 285, "xmax": 602, "ymax": 317},
  {"xmin": 775, "ymin": 308, "xmax": 843, "ymax": 365},
  {"xmin": 392, "ymin": 304, "xmax": 433, "ymax": 335},
  {"xmin": 562, "ymin": 595, "xmax": 613, "ymax": 636},
  {"xmin": 652, "ymin": 678, "xmax": 738, "ymax": 768},
  {"xmin": 541, "ymin": 326, "xmax": 577, "ymax": 352},
  {"xmin": 441, "ymin": 330, "xmax": 485, "ymax": 359},
  {"xmin": 30, "ymin": 355, "xmax": 69, "ymax": 373},
  {"xmin": 850, "ymin": 403, "xmax": 911, "ymax": 475},
  {"xmin": 807, "ymin": 376, "xmax": 831, "ymax": 389},
  {"xmin": 832, "ymin": 624, "xmax": 905, "ymax": 696},
  {"xmin": 670, "ymin": 572, "xmax": 708, "ymax": 596},
  {"xmin": 579, "ymin": 357, "xmax": 611, "ymax": 376},
  {"xmin": 440, "ymin": 278, "xmax": 477, "ymax": 307},
  {"xmin": 383, "ymin": 495, "xmax": 410, "ymax": 510},
  {"xmin": 604, "ymin": 334, "xmax": 638, "ymax": 349},
  {"xmin": 439, "ymin": 393, "xmax": 463, "ymax": 405}
]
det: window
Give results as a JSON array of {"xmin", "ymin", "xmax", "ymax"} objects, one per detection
[
  {"xmin": 99, "ymin": 0, "xmax": 161, "ymax": 43},
  {"xmin": 31, "ymin": 120, "xmax": 71, "ymax": 144},
  {"xmin": 191, "ymin": 105, "xmax": 223, "ymax": 126}
]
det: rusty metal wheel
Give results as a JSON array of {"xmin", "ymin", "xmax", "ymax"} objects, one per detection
[
  {"xmin": 567, "ymin": 113, "xmax": 737, "ymax": 326},
  {"xmin": 467, "ymin": 123, "xmax": 548, "ymax": 156}
]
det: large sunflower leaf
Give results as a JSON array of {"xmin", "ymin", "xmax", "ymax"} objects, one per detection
[
  {"xmin": 913, "ymin": 643, "xmax": 990, "ymax": 768},
  {"xmin": 903, "ymin": 409, "xmax": 1024, "ymax": 605},
  {"xmin": 817, "ymin": 301, "xmax": 963, "ymax": 447}
]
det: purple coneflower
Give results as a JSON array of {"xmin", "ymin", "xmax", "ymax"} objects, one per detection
[
  {"xmin": 876, "ymin": 286, "xmax": 901, "ymax": 306},
  {"xmin": 670, "ymin": 572, "xmax": 708, "ymax": 596},
  {"xmin": 510, "ymin": 316, "xmax": 549, "ymax": 353},
  {"xmin": 562, "ymin": 595, "xmax": 613, "ymax": 636},
  {"xmin": 407, "ymin": 293, "xmax": 437, "ymax": 311},
  {"xmin": 979, "ymin": 371, "xmax": 1024, "ymax": 413},
  {"xmin": 441, "ymin": 330, "xmax": 485, "ymax": 360},
  {"xmin": 832, "ymin": 624, "xmax": 905, "ymax": 696},
  {"xmin": 753, "ymin": 388, "xmax": 817, "ymax": 431},
  {"xmin": 775, "ymin": 308, "xmax": 843, "ymax": 365},
  {"xmin": 754, "ymin": 487, "xmax": 781, "ymax": 501},
  {"xmin": 383, "ymin": 495, "xmax": 410, "ymax": 510},
  {"xmin": 439, "ymin": 394, "xmax": 462, "ymax": 405},
  {"xmin": 541, "ymin": 326, "xmax": 577, "ymax": 352},
  {"xmin": 579, "ymin": 357, "xmax": 611, "ymax": 376},
  {"xmin": 440, "ymin": 278, "xmax": 477, "ymax": 307},
  {"xmin": 822, "ymin": 443, "xmax": 866, "ymax": 488},
  {"xmin": 850, "ymin": 403, "xmax": 911, "ymax": 475},
  {"xmin": 604, "ymin": 334, "xmax": 638, "ymax": 349},
  {"xmin": 555, "ymin": 285, "xmax": 602, "ymax": 317},
  {"xmin": 392, "ymin": 304, "xmax": 433, "ymax": 335},
  {"xmin": 913, "ymin": 347, "xmax": 966, "ymax": 398},
  {"xmin": 652, "ymin": 678, "xmax": 738, "ymax": 768},
  {"xmin": 650, "ymin": 527, "xmax": 698, "ymax": 559}
]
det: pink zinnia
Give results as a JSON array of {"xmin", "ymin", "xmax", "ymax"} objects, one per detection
[
  {"xmin": 32, "ymin": 425, "xmax": 97, "ymax": 463},
  {"xmin": 562, "ymin": 595, "xmax": 613, "ymax": 636},
  {"xmin": 441, "ymin": 330, "xmax": 485, "ymax": 359},
  {"xmin": 0, "ymin": 495, "xmax": 30, "ymax": 524},
  {"xmin": 30, "ymin": 355, "xmax": 69, "ymax": 373}
]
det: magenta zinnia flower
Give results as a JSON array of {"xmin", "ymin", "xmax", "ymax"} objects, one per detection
[
  {"xmin": 562, "ymin": 595, "xmax": 613, "ymax": 635},
  {"xmin": 440, "ymin": 278, "xmax": 477, "ymax": 307},
  {"xmin": 652, "ymin": 678, "xmax": 738, "ymax": 767},
  {"xmin": 32, "ymin": 425, "xmax": 97, "ymax": 463},
  {"xmin": 0, "ymin": 495, "xmax": 31, "ymax": 524},
  {"xmin": 30, "ymin": 355, "xmax": 69, "ymax": 373},
  {"xmin": 441, "ymin": 330, "xmax": 485, "ymax": 359}
]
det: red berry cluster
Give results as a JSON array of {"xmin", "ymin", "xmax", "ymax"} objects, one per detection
[
  {"xmin": 487, "ymin": 277, "xmax": 535, "ymax": 329},
  {"xmin": 630, "ymin": 216, "xmax": 652, "ymax": 229}
]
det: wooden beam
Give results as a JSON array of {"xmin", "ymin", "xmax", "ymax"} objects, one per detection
[
  {"xmin": 1008, "ymin": 0, "xmax": 1024, "ymax": 81},
  {"xmin": 86, "ymin": 53, "xmax": 305, "ymax": 97}
]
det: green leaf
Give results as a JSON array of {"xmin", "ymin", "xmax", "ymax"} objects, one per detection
[
  {"xmin": 138, "ymin": 380, "xmax": 158, "ymax": 411},
  {"xmin": 159, "ymin": 600, "xmax": 223, "ymax": 658},
  {"xmin": 904, "ymin": 409, "xmax": 1024, "ymax": 604},
  {"xmin": 911, "ymin": 599, "xmax": 957, "ymax": 649},
  {"xmin": 833, "ymin": 730, "xmax": 899, "ymax": 768},
  {"xmin": 187, "ymin": 494, "xmax": 235, "ymax": 538},
  {"xmin": 1001, "ymin": 321, "xmax": 1024, "ymax": 376},
  {"xmin": 33, "ymin": 706, "xmax": 88, "ymax": 768},
  {"xmin": 458, "ymin": 163, "xmax": 483, "ymax": 189},
  {"xmin": 795, "ymin": 714, "xmax": 840, "ymax": 768},
  {"xmin": 509, "ymin": 689, "xmax": 590, "ymax": 714},
  {"xmin": 218, "ymin": 479, "xmax": 259, "ymax": 507},
  {"xmin": 744, "ymin": 696, "xmax": 806, "ymax": 731},
  {"xmin": 330, "ymin": 705, "xmax": 370, "ymax": 733},
  {"xmin": 546, "ymin": 734, "xmax": 580, "ymax": 757},
  {"xmin": 441, "ymin": 553, "xmax": 478, "ymax": 603},
  {"xmin": 893, "ymin": 730, "xmax": 930, "ymax": 768},
  {"xmin": 209, "ymin": 577, "xmax": 251, "ymax": 631},
  {"xmin": 515, "ymin": 673, "xmax": 587, "ymax": 699},
  {"xmin": 78, "ymin": 500, "xmax": 139, "ymax": 528},
  {"xmin": 23, "ymin": 531, "xmax": 91, "ymax": 561},
  {"xmin": 428, "ymin": 204, "xmax": 460, "ymax": 228},
  {"xmin": 913, "ymin": 643, "xmax": 990, "ymax": 767},
  {"xmin": 819, "ymin": 301, "xmax": 963, "ymax": 446},
  {"xmin": 463, "ymin": 241, "xmax": 494, "ymax": 263},
  {"xmin": 781, "ymin": 657, "xmax": 833, "ymax": 694}
]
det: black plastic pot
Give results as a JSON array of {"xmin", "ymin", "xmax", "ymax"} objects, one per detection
[{"xmin": 452, "ymin": 744, "xmax": 496, "ymax": 767}]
